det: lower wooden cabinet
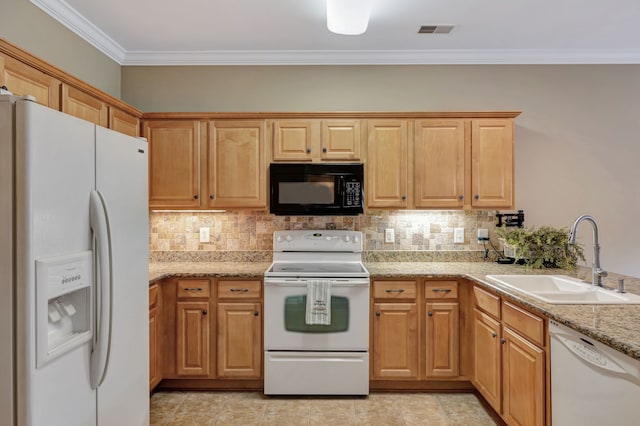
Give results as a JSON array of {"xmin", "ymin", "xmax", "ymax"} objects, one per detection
[
  {"xmin": 472, "ymin": 285, "xmax": 547, "ymax": 426},
  {"xmin": 176, "ymin": 300, "xmax": 211, "ymax": 376},
  {"xmin": 372, "ymin": 302, "xmax": 419, "ymax": 379},
  {"xmin": 425, "ymin": 302, "xmax": 459, "ymax": 378},
  {"xmin": 149, "ymin": 283, "xmax": 162, "ymax": 391},
  {"xmin": 217, "ymin": 302, "xmax": 262, "ymax": 378},
  {"xmin": 473, "ymin": 308, "xmax": 502, "ymax": 412}
]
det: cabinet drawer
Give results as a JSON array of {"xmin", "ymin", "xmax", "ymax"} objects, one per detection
[
  {"xmin": 218, "ymin": 280, "xmax": 262, "ymax": 299},
  {"xmin": 502, "ymin": 301, "xmax": 545, "ymax": 347},
  {"xmin": 373, "ymin": 281, "xmax": 417, "ymax": 300},
  {"xmin": 177, "ymin": 279, "xmax": 211, "ymax": 299},
  {"xmin": 473, "ymin": 286, "xmax": 500, "ymax": 319},
  {"xmin": 149, "ymin": 283, "xmax": 159, "ymax": 309},
  {"xmin": 425, "ymin": 281, "xmax": 458, "ymax": 299}
]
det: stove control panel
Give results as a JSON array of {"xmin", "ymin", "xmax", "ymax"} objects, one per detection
[{"xmin": 274, "ymin": 230, "xmax": 363, "ymax": 252}]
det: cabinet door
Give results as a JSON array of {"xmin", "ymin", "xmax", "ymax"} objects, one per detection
[
  {"xmin": 471, "ymin": 119, "xmax": 514, "ymax": 208},
  {"xmin": 149, "ymin": 305, "xmax": 161, "ymax": 390},
  {"xmin": 176, "ymin": 301, "xmax": 210, "ymax": 376},
  {"xmin": 217, "ymin": 302, "xmax": 262, "ymax": 378},
  {"xmin": 372, "ymin": 302, "xmax": 418, "ymax": 379},
  {"xmin": 321, "ymin": 119, "xmax": 361, "ymax": 161},
  {"xmin": 426, "ymin": 302, "xmax": 459, "ymax": 378},
  {"xmin": 144, "ymin": 120, "xmax": 201, "ymax": 208},
  {"xmin": 414, "ymin": 119, "xmax": 465, "ymax": 208},
  {"xmin": 207, "ymin": 121, "xmax": 266, "ymax": 208},
  {"xmin": 109, "ymin": 106, "xmax": 140, "ymax": 137},
  {"xmin": 272, "ymin": 120, "xmax": 315, "ymax": 161},
  {"xmin": 0, "ymin": 54, "xmax": 60, "ymax": 108},
  {"xmin": 61, "ymin": 84, "xmax": 108, "ymax": 127},
  {"xmin": 367, "ymin": 120, "xmax": 409, "ymax": 208},
  {"xmin": 502, "ymin": 327, "xmax": 545, "ymax": 426},
  {"xmin": 473, "ymin": 308, "xmax": 502, "ymax": 413}
]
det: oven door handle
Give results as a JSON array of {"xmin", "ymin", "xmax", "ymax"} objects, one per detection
[{"xmin": 264, "ymin": 280, "xmax": 369, "ymax": 287}]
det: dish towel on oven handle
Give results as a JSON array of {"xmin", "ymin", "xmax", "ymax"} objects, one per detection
[{"xmin": 306, "ymin": 279, "xmax": 331, "ymax": 325}]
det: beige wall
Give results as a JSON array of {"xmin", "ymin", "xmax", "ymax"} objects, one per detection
[
  {"xmin": 1, "ymin": 0, "xmax": 121, "ymax": 97},
  {"xmin": 123, "ymin": 64, "xmax": 640, "ymax": 277}
]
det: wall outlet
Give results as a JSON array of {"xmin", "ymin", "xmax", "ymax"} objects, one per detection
[
  {"xmin": 477, "ymin": 228, "xmax": 489, "ymax": 241},
  {"xmin": 454, "ymin": 228, "xmax": 465, "ymax": 244},
  {"xmin": 385, "ymin": 228, "xmax": 395, "ymax": 243},
  {"xmin": 199, "ymin": 227, "xmax": 210, "ymax": 243}
]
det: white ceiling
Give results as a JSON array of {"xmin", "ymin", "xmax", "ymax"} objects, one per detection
[{"xmin": 32, "ymin": 0, "xmax": 640, "ymax": 65}]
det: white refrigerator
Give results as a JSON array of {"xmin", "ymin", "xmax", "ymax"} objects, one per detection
[{"xmin": 0, "ymin": 95, "xmax": 149, "ymax": 425}]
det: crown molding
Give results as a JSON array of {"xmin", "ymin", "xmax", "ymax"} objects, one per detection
[
  {"xmin": 32, "ymin": 0, "xmax": 640, "ymax": 66},
  {"xmin": 121, "ymin": 49, "xmax": 640, "ymax": 66},
  {"xmin": 30, "ymin": 0, "xmax": 126, "ymax": 63}
]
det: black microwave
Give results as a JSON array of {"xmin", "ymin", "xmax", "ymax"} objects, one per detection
[{"xmin": 269, "ymin": 163, "xmax": 364, "ymax": 216}]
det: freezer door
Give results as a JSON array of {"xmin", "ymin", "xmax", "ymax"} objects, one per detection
[
  {"xmin": 95, "ymin": 126, "xmax": 149, "ymax": 426},
  {"xmin": 15, "ymin": 99, "xmax": 96, "ymax": 425}
]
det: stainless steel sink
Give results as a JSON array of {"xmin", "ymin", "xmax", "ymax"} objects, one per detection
[{"xmin": 485, "ymin": 275, "xmax": 640, "ymax": 304}]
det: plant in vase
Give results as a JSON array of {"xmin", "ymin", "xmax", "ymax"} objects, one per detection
[{"xmin": 496, "ymin": 225, "xmax": 585, "ymax": 269}]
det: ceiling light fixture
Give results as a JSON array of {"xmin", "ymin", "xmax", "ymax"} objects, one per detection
[{"xmin": 326, "ymin": 0, "xmax": 372, "ymax": 35}]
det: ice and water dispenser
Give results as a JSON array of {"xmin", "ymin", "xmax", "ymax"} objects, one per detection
[{"xmin": 35, "ymin": 251, "xmax": 93, "ymax": 367}]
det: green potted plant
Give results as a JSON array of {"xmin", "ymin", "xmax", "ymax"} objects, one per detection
[{"xmin": 496, "ymin": 225, "xmax": 585, "ymax": 269}]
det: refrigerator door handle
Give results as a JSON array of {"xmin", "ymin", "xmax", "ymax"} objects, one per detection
[{"xmin": 89, "ymin": 190, "xmax": 113, "ymax": 389}]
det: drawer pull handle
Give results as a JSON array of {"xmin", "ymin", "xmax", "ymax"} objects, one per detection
[
  {"xmin": 385, "ymin": 289, "xmax": 405, "ymax": 293},
  {"xmin": 431, "ymin": 288, "xmax": 452, "ymax": 293},
  {"xmin": 230, "ymin": 288, "xmax": 249, "ymax": 293},
  {"xmin": 184, "ymin": 287, "xmax": 203, "ymax": 291}
]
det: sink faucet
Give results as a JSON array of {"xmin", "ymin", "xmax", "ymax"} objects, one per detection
[{"xmin": 567, "ymin": 215, "xmax": 608, "ymax": 287}]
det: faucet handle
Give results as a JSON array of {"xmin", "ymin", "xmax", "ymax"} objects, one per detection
[{"xmin": 595, "ymin": 268, "xmax": 608, "ymax": 278}]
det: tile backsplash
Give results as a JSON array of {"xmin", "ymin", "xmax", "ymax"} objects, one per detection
[{"xmin": 150, "ymin": 210, "xmax": 498, "ymax": 253}]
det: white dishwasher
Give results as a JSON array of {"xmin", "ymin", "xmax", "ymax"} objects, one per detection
[{"xmin": 550, "ymin": 321, "xmax": 640, "ymax": 425}]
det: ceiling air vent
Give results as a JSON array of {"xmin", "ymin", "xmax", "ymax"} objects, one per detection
[{"xmin": 418, "ymin": 25, "xmax": 454, "ymax": 34}]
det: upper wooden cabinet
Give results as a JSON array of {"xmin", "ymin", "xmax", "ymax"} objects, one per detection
[
  {"xmin": 414, "ymin": 119, "xmax": 465, "ymax": 209},
  {"xmin": 0, "ymin": 53, "xmax": 60, "ymax": 108},
  {"xmin": 144, "ymin": 120, "xmax": 201, "ymax": 209},
  {"xmin": 471, "ymin": 119, "xmax": 514, "ymax": 208},
  {"xmin": 366, "ymin": 120, "xmax": 409, "ymax": 208},
  {"xmin": 144, "ymin": 119, "xmax": 267, "ymax": 209},
  {"xmin": 207, "ymin": 121, "xmax": 266, "ymax": 208},
  {"xmin": 368, "ymin": 117, "xmax": 515, "ymax": 210},
  {"xmin": 271, "ymin": 119, "xmax": 362, "ymax": 162},
  {"xmin": 61, "ymin": 84, "xmax": 108, "ymax": 127},
  {"xmin": 109, "ymin": 106, "xmax": 140, "ymax": 137}
]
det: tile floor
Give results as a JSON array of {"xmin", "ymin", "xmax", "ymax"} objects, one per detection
[{"xmin": 150, "ymin": 391, "xmax": 498, "ymax": 425}]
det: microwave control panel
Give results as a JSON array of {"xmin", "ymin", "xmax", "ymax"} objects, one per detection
[{"xmin": 344, "ymin": 181, "xmax": 361, "ymax": 206}]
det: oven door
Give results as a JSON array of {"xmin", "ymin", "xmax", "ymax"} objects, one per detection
[{"xmin": 264, "ymin": 278, "xmax": 369, "ymax": 351}]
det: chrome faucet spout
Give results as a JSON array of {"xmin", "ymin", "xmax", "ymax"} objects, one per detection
[{"xmin": 568, "ymin": 215, "xmax": 607, "ymax": 287}]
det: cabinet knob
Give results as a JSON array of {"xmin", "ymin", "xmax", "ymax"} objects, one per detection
[
  {"xmin": 474, "ymin": 195, "xmax": 480, "ymax": 200},
  {"xmin": 209, "ymin": 194, "xmax": 215, "ymax": 200},
  {"xmin": 375, "ymin": 311, "xmax": 381, "ymax": 317},
  {"xmin": 458, "ymin": 195, "xmax": 464, "ymax": 200},
  {"xmin": 322, "ymin": 147, "xmax": 327, "ymax": 153},
  {"xmin": 202, "ymin": 309, "xmax": 208, "ymax": 315},
  {"xmin": 306, "ymin": 148, "xmax": 312, "ymax": 154},
  {"xmin": 428, "ymin": 311, "xmax": 433, "ymax": 317},
  {"xmin": 194, "ymin": 194, "xmax": 199, "ymax": 199},
  {"xmin": 401, "ymin": 195, "xmax": 407, "ymax": 201},
  {"xmin": 501, "ymin": 338, "xmax": 506, "ymax": 344},
  {"xmin": 254, "ymin": 311, "xmax": 259, "ymax": 316},
  {"xmin": 491, "ymin": 332, "xmax": 497, "ymax": 338}
]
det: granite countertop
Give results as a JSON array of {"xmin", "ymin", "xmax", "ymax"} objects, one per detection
[{"xmin": 149, "ymin": 259, "xmax": 640, "ymax": 361}]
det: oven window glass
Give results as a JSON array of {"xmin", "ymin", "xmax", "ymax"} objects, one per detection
[
  {"xmin": 284, "ymin": 295, "xmax": 349, "ymax": 332},
  {"xmin": 278, "ymin": 178, "xmax": 334, "ymax": 204}
]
